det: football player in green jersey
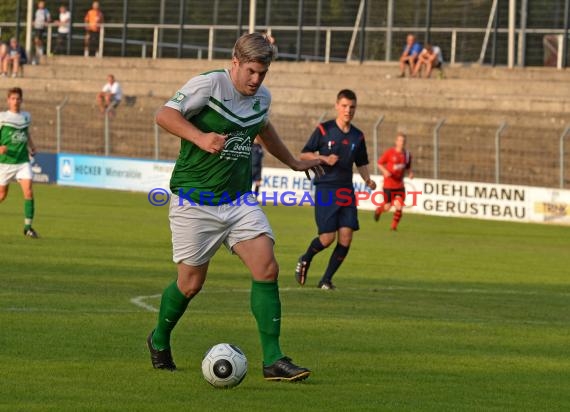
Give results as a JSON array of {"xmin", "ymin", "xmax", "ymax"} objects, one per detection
[
  {"xmin": 147, "ymin": 32, "xmax": 323, "ymax": 382},
  {"xmin": 0, "ymin": 87, "xmax": 38, "ymax": 238}
]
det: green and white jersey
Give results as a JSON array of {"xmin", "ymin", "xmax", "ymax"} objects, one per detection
[
  {"xmin": 0, "ymin": 110, "xmax": 31, "ymax": 165},
  {"xmin": 165, "ymin": 69, "xmax": 270, "ymax": 204}
]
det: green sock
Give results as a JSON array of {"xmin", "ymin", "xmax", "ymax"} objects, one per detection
[
  {"xmin": 152, "ymin": 281, "xmax": 191, "ymax": 350},
  {"xmin": 24, "ymin": 199, "xmax": 34, "ymax": 230},
  {"xmin": 251, "ymin": 280, "xmax": 284, "ymax": 366}
]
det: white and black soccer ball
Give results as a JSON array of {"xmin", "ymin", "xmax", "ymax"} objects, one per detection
[{"xmin": 201, "ymin": 343, "xmax": 247, "ymax": 388}]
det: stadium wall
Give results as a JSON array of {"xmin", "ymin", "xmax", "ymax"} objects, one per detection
[{"xmin": 45, "ymin": 153, "xmax": 570, "ymax": 226}]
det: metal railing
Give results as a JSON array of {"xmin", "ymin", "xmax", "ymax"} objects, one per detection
[
  {"xmin": 495, "ymin": 122, "xmax": 508, "ymax": 184},
  {"xmin": 47, "ymin": 99, "xmax": 570, "ymax": 189},
  {"xmin": 55, "ymin": 96, "xmax": 69, "ymax": 154},
  {"xmin": 2, "ymin": 21, "xmax": 569, "ymax": 67},
  {"xmin": 433, "ymin": 119, "xmax": 446, "ymax": 179},
  {"xmin": 561, "ymin": 126, "xmax": 570, "ymax": 189}
]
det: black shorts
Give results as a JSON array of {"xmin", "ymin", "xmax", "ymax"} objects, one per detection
[
  {"xmin": 314, "ymin": 188, "xmax": 359, "ymax": 234},
  {"xmin": 383, "ymin": 187, "xmax": 406, "ymax": 204},
  {"xmin": 34, "ymin": 29, "xmax": 46, "ymax": 40},
  {"xmin": 251, "ymin": 166, "xmax": 262, "ymax": 182}
]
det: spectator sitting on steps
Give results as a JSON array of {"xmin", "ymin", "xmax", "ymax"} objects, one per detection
[
  {"xmin": 1, "ymin": 38, "xmax": 27, "ymax": 78},
  {"xmin": 412, "ymin": 43, "xmax": 444, "ymax": 78},
  {"xmin": 398, "ymin": 34, "xmax": 422, "ymax": 78},
  {"xmin": 96, "ymin": 74, "xmax": 122, "ymax": 114}
]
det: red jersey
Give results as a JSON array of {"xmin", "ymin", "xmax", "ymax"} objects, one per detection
[{"xmin": 378, "ymin": 147, "xmax": 412, "ymax": 189}]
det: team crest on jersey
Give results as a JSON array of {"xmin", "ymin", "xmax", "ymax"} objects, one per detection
[
  {"xmin": 252, "ymin": 99, "xmax": 261, "ymax": 112},
  {"xmin": 170, "ymin": 91, "xmax": 186, "ymax": 103},
  {"xmin": 220, "ymin": 131, "xmax": 252, "ymax": 161},
  {"xmin": 10, "ymin": 129, "xmax": 28, "ymax": 143}
]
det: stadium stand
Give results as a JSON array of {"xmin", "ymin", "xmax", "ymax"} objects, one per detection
[{"xmin": 3, "ymin": 56, "xmax": 569, "ymax": 188}]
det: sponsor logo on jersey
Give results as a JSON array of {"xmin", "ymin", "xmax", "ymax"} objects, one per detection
[
  {"xmin": 220, "ymin": 131, "xmax": 252, "ymax": 161},
  {"xmin": 10, "ymin": 129, "xmax": 28, "ymax": 144},
  {"xmin": 170, "ymin": 92, "xmax": 186, "ymax": 103}
]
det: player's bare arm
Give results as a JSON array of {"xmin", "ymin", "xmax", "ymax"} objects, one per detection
[
  {"xmin": 0, "ymin": 145, "xmax": 7, "ymax": 155},
  {"xmin": 259, "ymin": 121, "xmax": 324, "ymax": 178},
  {"xmin": 28, "ymin": 135, "xmax": 36, "ymax": 156},
  {"xmin": 155, "ymin": 106, "xmax": 226, "ymax": 154},
  {"xmin": 357, "ymin": 165, "xmax": 377, "ymax": 190},
  {"xmin": 378, "ymin": 163, "xmax": 391, "ymax": 178},
  {"xmin": 299, "ymin": 151, "xmax": 338, "ymax": 166}
]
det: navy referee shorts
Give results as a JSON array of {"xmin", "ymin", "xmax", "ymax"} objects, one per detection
[{"xmin": 314, "ymin": 187, "xmax": 359, "ymax": 234}]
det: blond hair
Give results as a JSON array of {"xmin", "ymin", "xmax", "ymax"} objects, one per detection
[{"xmin": 233, "ymin": 32, "xmax": 274, "ymax": 65}]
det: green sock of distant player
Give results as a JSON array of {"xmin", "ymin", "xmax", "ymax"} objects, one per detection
[
  {"xmin": 152, "ymin": 281, "xmax": 191, "ymax": 350},
  {"xmin": 251, "ymin": 280, "xmax": 284, "ymax": 366},
  {"xmin": 24, "ymin": 199, "xmax": 34, "ymax": 230}
]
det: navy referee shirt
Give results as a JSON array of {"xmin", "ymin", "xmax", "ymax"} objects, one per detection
[{"xmin": 302, "ymin": 120, "xmax": 369, "ymax": 188}]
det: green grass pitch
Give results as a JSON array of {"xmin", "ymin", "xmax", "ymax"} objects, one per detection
[{"xmin": 1, "ymin": 184, "xmax": 569, "ymax": 411}]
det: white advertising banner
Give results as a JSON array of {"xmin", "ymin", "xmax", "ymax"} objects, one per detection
[
  {"xmin": 260, "ymin": 167, "xmax": 570, "ymax": 226},
  {"xmin": 57, "ymin": 153, "xmax": 173, "ymax": 192},
  {"xmin": 53, "ymin": 157, "xmax": 570, "ymax": 226}
]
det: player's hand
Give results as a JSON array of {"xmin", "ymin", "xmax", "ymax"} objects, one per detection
[
  {"xmin": 366, "ymin": 179, "xmax": 377, "ymax": 190},
  {"xmin": 0, "ymin": 145, "xmax": 7, "ymax": 155},
  {"xmin": 382, "ymin": 171, "xmax": 392, "ymax": 178},
  {"xmin": 291, "ymin": 159, "xmax": 325, "ymax": 179},
  {"xmin": 198, "ymin": 132, "xmax": 227, "ymax": 154},
  {"xmin": 305, "ymin": 165, "xmax": 325, "ymax": 180},
  {"xmin": 408, "ymin": 171, "xmax": 414, "ymax": 179},
  {"xmin": 323, "ymin": 154, "xmax": 338, "ymax": 166}
]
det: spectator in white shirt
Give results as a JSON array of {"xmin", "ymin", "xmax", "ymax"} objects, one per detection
[
  {"xmin": 413, "ymin": 44, "xmax": 444, "ymax": 78},
  {"xmin": 96, "ymin": 74, "xmax": 123, "ymax": 113},
  {"xmin": 54, "ymin": 4, "xmax": 71, "ymax": 55}
]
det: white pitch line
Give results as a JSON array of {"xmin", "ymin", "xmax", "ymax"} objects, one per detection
[
  {"xmin": 1, "ymin": 307, "xmax": 140, "ymax": 313},
  {"xmin": 129, "ymin": 286, "xmax": 569, "ymax": 314},
  {"xmin": 128, "ymin": 289, "xmax": 298, "ymax": 313},
  {"xmin": 130, "ymin": 294, "xmax": 162, "ymax": 312}
]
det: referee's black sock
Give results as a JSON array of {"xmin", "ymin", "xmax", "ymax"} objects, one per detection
[
  {"xmin": 302, "ymin": 237, "xmax": 326, "ymax": 262},
  {"xmin": 322, "ymin": 243, "xmax": 350, "ymax": 283}
]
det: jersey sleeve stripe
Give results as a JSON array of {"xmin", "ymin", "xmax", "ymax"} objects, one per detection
[{"xmin": 208, "ymin": 96, "xmax": 268, "ymax": 123}]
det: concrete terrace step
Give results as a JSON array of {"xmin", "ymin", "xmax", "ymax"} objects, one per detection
[
  {"xmin": 13, "ymin": 87, "xmax": 568, "ymax": 134},
  {"xmin": 269, "ymin": 87, "xmax": 570, "ymax": 115},
  {"xmin": 21, "ymin": 64, "xmax": 570, "ymax": 100},
  {"xmin": 7, "ymin": 75, "xmax": 570, "ymax": 116},
  {"xmin": 35, "ymin": 56, "xmax": 570, "ymax": 81}
]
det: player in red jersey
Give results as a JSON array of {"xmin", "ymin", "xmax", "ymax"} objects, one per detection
[{"xmin": 374, "ymin": 132, "xmax": 414, "ymax": 230}]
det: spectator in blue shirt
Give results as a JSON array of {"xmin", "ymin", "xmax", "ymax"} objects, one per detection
[{"xmin": 399, "ymin": 34, "xmax": 422, "ymax": 78}]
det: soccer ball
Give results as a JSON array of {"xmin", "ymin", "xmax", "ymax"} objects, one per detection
[{"xmin": 201, "ymin": 343, "xmax": 248, "ymax": 388}]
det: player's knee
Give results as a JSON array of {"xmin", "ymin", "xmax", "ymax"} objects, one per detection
[
  {"xmin": 255, "ymin": 259, "xmax": 279, "ymax": 282},
  {"xmin": 319, "ymin": 233, "xmax": 335, "ymax": 248},
  {"xmin": 176, "ymin": 271, "xmax": 206, "ymax": 298},
  {"xmin": 179, "ymin": 283, "xmax": 203, "ymax": 299},
  {"xmin": 338, "ymin": 235, "xmax": 353, "ymax": 246}
]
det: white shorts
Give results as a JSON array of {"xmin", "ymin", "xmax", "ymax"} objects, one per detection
[
  {"xmin": 0, "ymin": 162, "xmax": 33, "ymax": 185},
  {"xmin": 169, "ymin": 193, "xmax": 274, "ymax": 266}
]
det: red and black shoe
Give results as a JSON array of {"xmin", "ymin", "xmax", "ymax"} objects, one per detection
[
  {"xmin": 294, "ymin": 256, "xmax": 310, "ymax": 286},
  {"xmin": 374, "ymin": 207, "xmax": 383, "ymax": 222}
]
